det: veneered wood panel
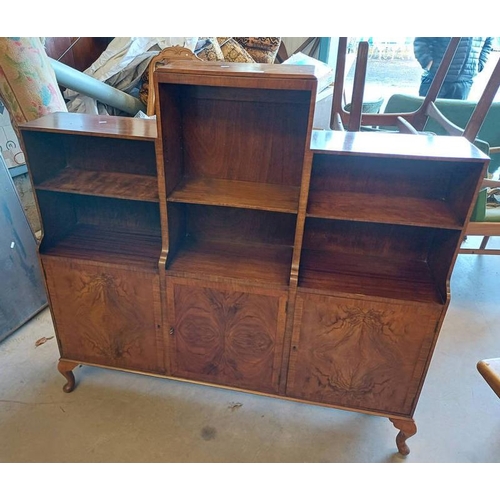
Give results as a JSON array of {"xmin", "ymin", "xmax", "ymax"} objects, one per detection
[
  {"xmin": 298, "ymin": 249, "xmax": 443, "ymax": 303},
  {"xmin": 43, "ymin": 259, "xmax": 164, "ymax": 374},
  {"xmin": 65, "ymin": 135, "xmax": 157, "ymax": 175},
  {"xmin": 37, "ymin": 168, "xmax": 159, "ymax": 202},
  {"xmin": 19, "ymin": 112, "xmax": 157, "ymax": 140},
  {"xmin": 166, "ymin": 205, "xmax": 295, "ymax": 287},
  {"xmin": 41, "ymin": 225, "xmax": 162, "ymax": 271},
  {"xmin": 169, "ymin": 279, "xmax": 286, "ymax": 393},
  {"xmin": 310, "ymin": 129, "xmax": 489, "ymax": 162},
  {"xmin": 286, "ymin": 293, "xmax": 441, "ymax": 415},
  {"xmin": 168, "ymin": 177, "xmax": 300, "ymax": 213},
  {"xmin": 185, "ymin": 205, "xmax": 296, "ymax": 247},
  {"xmin": 307, "ymin": 192, "xmax": 461, "ymax": 229},
  {"xmin": 308, "ymin": 154, "xmax": 482, "ymax": 229},
  {"xmin": 168, "ymin": 239, "xmax": 292, "ymax": 287},
  {"xmin": 180, "ymin": 90, "xmax": 310, "ymax": 186}
]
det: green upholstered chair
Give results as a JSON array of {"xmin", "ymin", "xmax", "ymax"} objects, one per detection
[
  {"xmin": 382, "ymin": 93, "xmax": 500, "ymax": 255},
  {"xmin": 383, "ymin": 94, "xmax": 500, "ymax": 175}
]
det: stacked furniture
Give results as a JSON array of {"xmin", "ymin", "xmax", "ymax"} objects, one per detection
[{"xmin": 19, "ymin": 62, "xmax": 488, "ymax": 455}]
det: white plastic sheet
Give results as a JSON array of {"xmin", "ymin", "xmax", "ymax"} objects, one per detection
[{"xmin": 64, "ymin": 37, "xmax": 198, "ymax": 115}]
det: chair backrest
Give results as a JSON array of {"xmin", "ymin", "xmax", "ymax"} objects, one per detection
[
  {"xmin": 330, "ymin": 37, "xmax": 461, "ymax": 132},
  {"xmin": 382, "ymin": 57, "xmax": 500, "ymax": 173}
]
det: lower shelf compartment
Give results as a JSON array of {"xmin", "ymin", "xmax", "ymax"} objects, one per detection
[
  {"xmin": 298, "ymin": 250, "xmax": 444, "ymax": 303},
  {"xmin": 167, "ymin": 237, "xmax": 293, "ymax": 286},
  {"xmin": 41, "ymin": 224, "xmax": 162, "ymax": 270}
]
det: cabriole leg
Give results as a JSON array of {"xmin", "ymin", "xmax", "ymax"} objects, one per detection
[
  {"xmin": 389, "ymin": 418, "xmax": 417, "ymax": 456},
  {"xmin": 57, "ymin": 360, "xmax": 78, "ymax": 393}
]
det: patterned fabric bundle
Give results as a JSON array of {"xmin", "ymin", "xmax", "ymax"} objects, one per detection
[
  {"xmin": 0, "ymin": 37, "xmax": 67, "ymax": 140},
  {"xmin": 139, "ymin": 37, "xmax": 282, "ymax": 107}
]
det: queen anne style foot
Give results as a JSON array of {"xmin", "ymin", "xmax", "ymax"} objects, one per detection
[
  {"xmin": 390, "ymin": 418, "xmax": 417, "ymax": 456},
  {"xmin": 57, "ymin": 360, "xmax": 78, "ymax": 393}
]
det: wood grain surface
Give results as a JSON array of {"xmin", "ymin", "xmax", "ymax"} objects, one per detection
[
  {"xmin": 298, "ymin": 249, "xmax": 443, "ymax": 303},
  {"xmin": 310, "ymin": 129, "xmax": 489, "ymax": 161},
  {"xmin": 18, "ymin": 63, "xmax": 488, "ymax": 453},
  {"xmin": 41, "ymin": 224, "xmax": 162, "ymax": 270},
  {"xmin": 169, "ymin": 279, "xmax": 286, "ymax": 393},
  {"xmin": 168, "ymin": 176, "xmax": 300, "ymax": 213},
  {"xmin": 44, "ymin": 260, "xmax": 163, "ymax": 374},
  {"xmin": 307, "ymin": 192, "xmax": 461, "ymax": 229},
  {"xmin": 179, "ymin": 92, "xmax": 310, "ymax": 186},
  {"xmin": 37, "ymin": 168, "xmax": 159, "ymax": 202},
  {"xmin": 286, "ymin": 293, "xmax": 440, "ymax": 415},
  {"xmin": 308, "ymin": 153, "xmax": 479, "ymax": 229},
  {"xmin": 167, "ymin": 238, "xmax": 292, "ymax": 287},
  {"xmin": 19, "ymin": 112, "xmax": 157, "ymax": 140}
]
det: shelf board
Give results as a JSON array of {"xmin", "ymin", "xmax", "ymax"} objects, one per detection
[
  {"xmin": 41, "ymin": 224, "xmax": 161, "ymax": 270},
  {"xmin": 36, "ymin": 168, "xmax": 159, "ymax": 202},
  {"xmin": 168, "ymin": 177, "xmax": 300, "ymax": 213},
  {"xmin": 307, "ymin": 192, "xmax": 462, "ymax": 229},
  {"xmin": 19, "ymin": 112, "xmax": 157, "ymax": 141},
  {"xmin": 310, "ymin": 129, "xmax": 489, "ymax": 162},
  {"xmin": 299, "ymin": 250, "xmax": 443, "ymax": 303},
  {"xmin": 167, "ymin": 238, "xmax": 292, "ymax": 286}
]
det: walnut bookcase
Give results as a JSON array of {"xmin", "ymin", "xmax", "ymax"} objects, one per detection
[{"xmin": 19, "ymin": 62, "xmax": 488, "ymax": 456}]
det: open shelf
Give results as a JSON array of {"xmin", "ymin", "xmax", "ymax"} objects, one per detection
[
  {"xmin": 307, "ymin": 192, "xmax": 462, "ymax": 229},
  {"xmin": 167, "ymin": 237, "xmax": 292, "ymax": 287},
  {"xmin": 168, "ymin": 177, "xmax": 300, "ymax": 213},
  {"xmin": 41, "ymin": 224, "xmax": 162, "ymax": 270},
  {"xmin": 307, "ymin": 148, "xmax": 484, "ymax": 231},
  {"xmin": 298, "ymin": 250, "xmax": 443, "ymax": 303},
  {"xmin": 36, "ymin": 168, "xmax": 159, "ymax": 202}
]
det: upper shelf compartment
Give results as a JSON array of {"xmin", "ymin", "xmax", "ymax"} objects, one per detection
[
  {"xmin": 155, "ymin": 62, "xmax": 318, "ymax": 213},
  {"xmin": 308, "ymin": 130, "xmax": 488, "ymax": 229},
  {"xmin": 21, "ymin": 114, "xmax": 158, "ymax": 202}
]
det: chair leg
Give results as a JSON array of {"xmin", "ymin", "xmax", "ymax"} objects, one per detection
[{"xmin": 479, "ymin": 236, "xmax": 490, "ymax": 250}]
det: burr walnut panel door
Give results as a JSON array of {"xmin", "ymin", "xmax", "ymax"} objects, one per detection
[
  {"xmin": 286, "ymin": 293, "xmax": 441, "ymax": 415},
  {"xmin": 168, "ymin": 279, "xmax": 287, "ymax": 394},
  {"xmin": 43, "ymin": 259, "xmax": 163, "ymax": 374}
]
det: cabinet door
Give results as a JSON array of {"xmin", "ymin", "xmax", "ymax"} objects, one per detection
[
  {"xmin": 43, "ymin": 259, "xmax": 164, "ymax": 374},
  {"xmin": 167, "ymin": 279, "xmax": 287, "ymax": 394},
  {"xmin": 286, "ymin": 293, "xmax": 441, "ymax": 415}
]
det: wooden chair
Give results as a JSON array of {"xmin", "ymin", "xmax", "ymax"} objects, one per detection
[
  {"xmin": 332, "ymin": 37, "xmax": 500, "ymax": 254},
  {"xmin": 330, "ymin": 37, "xmax": 462, "ymax": 133},
  {"xmin": 146, "ymin": 46, "xmax": 201, "ymax": 115},
  {"xmin": 462, "ymin": 178, "xmax": 500, "ymax": 255},
  {"xmin": 381, "ymin": 58, "xmax": 500, "ymax": 254},
  {"xmin": 477, "ymin": 358, "xmax": 500, "ymax": 399},
  {"xmin": 454, "ymin": 60, "xmax": 500, "ymax": 255}
]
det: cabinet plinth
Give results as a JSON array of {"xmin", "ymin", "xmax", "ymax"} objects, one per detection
[{"xmin": 19, "ymin": 61, "xmax": 489, "ymax": 456}]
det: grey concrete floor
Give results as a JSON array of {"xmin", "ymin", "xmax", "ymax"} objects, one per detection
[{"xmin": 1, "ymin": 245, "xmax": 500, "ymax": 463}]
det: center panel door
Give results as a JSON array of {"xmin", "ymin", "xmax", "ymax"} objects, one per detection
[{"xmin": 167, "ymin": 278, "xmax": 287, "ymax": 394}]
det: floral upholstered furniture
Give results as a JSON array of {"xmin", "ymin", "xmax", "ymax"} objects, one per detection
[{"xmin": 0, "ymin": 37, "xmax": 67, "ymax": 142}]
